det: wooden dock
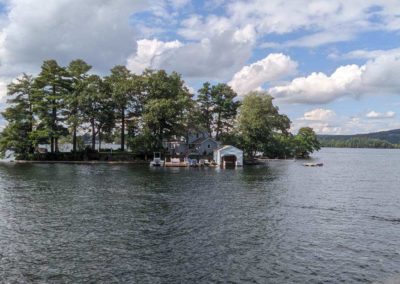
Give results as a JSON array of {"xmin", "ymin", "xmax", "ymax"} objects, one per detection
[{"xmin": 164, "ymin": 161, "xmax": 189, "ymax": 167}]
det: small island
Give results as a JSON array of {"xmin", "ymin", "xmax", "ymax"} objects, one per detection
[{"xmin": 0, "ymin": 59, "xmax": 320, "ymax": 164}]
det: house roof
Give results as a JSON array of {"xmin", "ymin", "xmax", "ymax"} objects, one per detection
[
  {"xmin": 190, "ymin": 137, "xmax": 218, "ymax": 145},
  {"xmin": 215, "ymin": 145, "xmax": 243, "ymax": 153}
]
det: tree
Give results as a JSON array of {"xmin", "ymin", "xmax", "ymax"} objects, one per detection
[
  {"xmin": 237, "ymin": 91, "xmax": 290, "ymax": 158},
  {"xmin": 34, "ymin": 60, "xmax": 71, "ymax": 153},
  {"xmin": 80, "ymin": 75, "xmax": 115, "ymax": 150},
  {"xmin": 0, "ymin": 74, "xmax": 36, "ymax": 155},
  {"xmin": 141, "ymin": 70, "xmax": 192, "ymax": 151},
  {"xmin": 210, "ymin": 83, "xmax": 240, "ymax": 140},
  {"xmin": 294, "ymin": 127, "xmax": 321, "ymax": 158},
  {"xmin": 105, "ymin": 66, "xmax": 141, "ymax": 151},
  {"xmin": 197, "ymin": 82, "xmax": 213, "ymax": 136},
  {"xmin": 66, "ymin": 59, "xmax": 92, "ymax": 152}
]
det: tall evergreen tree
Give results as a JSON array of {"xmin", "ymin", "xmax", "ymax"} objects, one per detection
[
  {"xmin": 80, "ymin": 75, "xmax": 115, "ymax": 150},
  {"xmin": 0, "ymin": 74, "xmax": 35, "ymax": 154},
  {"xmin": 210, "ymin": 83, "xmax": 240, "ymax": 140},
  {"xmin": 66, "ymin": 59, "xmax": 92, "ymax": 152},
  {"xmin": 105, "ymin": 66, "xmax": 141, "ymax": 151},
  {"xmin": 34, "ymin": 60, "xmax": 71, "ymax": 153},
  {"xmin": 197, "ymin": 82, "xmax": 213, "ymax": 136}
]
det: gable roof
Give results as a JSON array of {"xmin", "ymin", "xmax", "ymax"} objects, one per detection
[
  {"xmin": 190, "ymin": 137, "xmax": 218, "ymax": 145},
  {"xmin": 215, "ymin": 145, "xmax": 243, "ymax": 153}
]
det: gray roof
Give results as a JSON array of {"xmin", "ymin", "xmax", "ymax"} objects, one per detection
[{"xmin": 190, "ymin": 137, "xmax": 218, "ymax": 145}]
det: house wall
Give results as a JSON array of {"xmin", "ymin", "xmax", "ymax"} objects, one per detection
[{"xmin": 197, "ymin": 139, "xmax": 219, "ymax": 155}]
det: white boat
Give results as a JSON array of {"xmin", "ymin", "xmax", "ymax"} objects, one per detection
[
  {"xmin": 303, "ymin": 162, "xmax": 323, "ymax": 167},
  {"xmin": 150, "ymin": 152, "xmax": 164, "ymax": 167}
]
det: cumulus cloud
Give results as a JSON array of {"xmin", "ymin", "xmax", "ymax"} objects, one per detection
[
  {"xmin": 291, "ymin": 108, "xmax": 340, "ymax": 134},
  {"xmin": 0, "ymin": 0, "xmax": 150, "ymax": 75},
  {"xmin": 127, "ymin": 30, "xmax": 253, "ymax": 79},
  {"xmin": 226, "ymin": 0, "xmax": 400, "ymax": 47},
  {"xmin": 127, "ymin": 39, "xmax": 183, "ymax": 74},
  {"xmin": 302, "ymin": 108, "xmax": 337, "ymax": 121},
  {"xmin": 270, "ymin": 53, "xmax": 400, "ymax": 104},
  {"xmin": 269, "ymin": 65, "xmax": 363, "ymax": 104},
  {"xmin": 228, "ymin": 53, "xmax": 298, "ymax": 95},
  {"xmin": 366, "ymin": 111, "xmax": 396, "ymax": 119}
]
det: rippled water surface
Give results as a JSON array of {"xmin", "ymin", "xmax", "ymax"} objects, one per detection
[{"xmin": 1, "ymin": 148, "xmax": 400, "ymax": 283}]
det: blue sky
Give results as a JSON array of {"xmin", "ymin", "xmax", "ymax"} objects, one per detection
[{"xmin": 0, "ymin": 0, "xmax": 400, "ymax": 134}]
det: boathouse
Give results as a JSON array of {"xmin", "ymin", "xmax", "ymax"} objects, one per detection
[{"xmin": 213, "ymin": 145, "xmax": 243, "ymax": 168}]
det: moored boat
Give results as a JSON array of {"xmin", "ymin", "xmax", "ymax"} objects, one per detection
[
  {"xmin": 303, "ymin": 162, "xmax": 323, "ymax": 167},
  {"xmin": 150, "ymin": 152, "xmax": 164, "ymax": 167}
]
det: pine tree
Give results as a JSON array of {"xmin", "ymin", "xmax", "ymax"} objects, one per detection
[
  {"xmin": 34, "ymin": 60, "xmax": 71, "ymax": 153},
  {"xmin": 66, "ymin": 59, "xmax": 92, "ymax": 152},
  {"xmin": 0, "ymin": 74, "xmax": 35, "ymax": 155}
]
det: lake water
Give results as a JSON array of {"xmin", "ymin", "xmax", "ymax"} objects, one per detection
[{"xmin": 1, "ymin": 148, "xmax": 400, "ymax": 283}]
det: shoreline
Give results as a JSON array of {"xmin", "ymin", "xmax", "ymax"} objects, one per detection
[
  {"xmin": 1, "ymin": 157, "xmax": 303, "ymax": 165},
  {"xmin": 2, "ymin": 160, "xmax": 149, "ymax": 165}
]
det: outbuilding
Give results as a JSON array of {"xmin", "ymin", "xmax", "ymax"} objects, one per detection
[{"xmin": 213, "ymin": 145, "xmax": 243, "ymax": 168}]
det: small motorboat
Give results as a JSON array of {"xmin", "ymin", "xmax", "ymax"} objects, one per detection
[
  {"xmin": 303, "ymin": 162, "xmax": 323, "ymax": 167},
  {"xmin": 150, "ymin": 152, "xmax": 164, "ymax": 167}
]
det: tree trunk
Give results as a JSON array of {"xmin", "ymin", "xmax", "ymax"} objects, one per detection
[
  {"xmin": 55, "ymin": 137, "xmax": 59, "ymax": 152},
  {"xmin": 72, "ymin": 127, "xmax": 77, "ymax": 152},
  {"xmin": 215, "ymin": 112, "xmax": 221, "ymax": 140},
  {"xmin": 91, "ymin": 119, "xmax": 96, "ymax": 151},
  {"xmin": 51, "ymin": 138, "xmax": 54, "ymax": 153},
  {"xmin": 98, "ymin": 129, "xmax": 102, "ymax": 152},
  {"xmin": 121, "ymin": 108, "xmax": 125, "ymax": 151}
]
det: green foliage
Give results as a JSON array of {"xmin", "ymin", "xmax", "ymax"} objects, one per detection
[
  {"xmin": 196, "ymin": 82, "xmax": 240, "ymax": 139},
  {"xmin": 0, "ymin": 74, "xmax": 35, "ymax": 154},
  {"xmin": 237, "ymin": 91, "xmax": 291, "ymax": 158},
  {"xmin": 105, "ymin": 65, "xmax": 142, "ymax": 151},
  {"xmin": 1, "ymin": 59, "xmax": 326, "ymax": 161},
  {"xmin": 66, "ymin": 59, "xmax": 92, "ymax": 151},
  {"xmin": 80, "ymin": 75, "xmax": 115, "ymax": 150},
  {"xmin": 34, "ymin": 60, "xmax": 71, "ymax": 152},
  {"xmin": 141, "ymin": 70, "xmax": 192, "ymax": 151},
  {"xmin": 197, "ymin": 82, "xmax": 213, "ymax": 136},
  {"xmin": 294, "ymin": 127, "xmax": 321, "ymax": 158}
]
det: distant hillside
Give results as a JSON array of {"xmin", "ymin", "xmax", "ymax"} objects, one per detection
[{"xmin": 318, "ymin": 129, "xmax": 400, "ymax": 148}]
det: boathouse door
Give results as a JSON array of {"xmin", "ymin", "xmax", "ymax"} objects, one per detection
[{"xmin": 222, "ymin": 155, "xmax": 237, "ymax": 168}]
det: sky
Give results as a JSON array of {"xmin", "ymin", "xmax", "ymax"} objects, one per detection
[{"xmin": 0, "ymin": 0, "xmax": 400, "ymax": 134}]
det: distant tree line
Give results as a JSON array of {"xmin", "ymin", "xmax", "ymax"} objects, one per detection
[
  {"xmin": 319, "ymin": 137, "xmax": 399, "ymax": 149},
  {"xmin": 0, "ymin": 59, "xmax": 320, "ymax": 160}
]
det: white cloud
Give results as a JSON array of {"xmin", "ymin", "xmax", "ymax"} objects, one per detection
[
  {"xmin": 302, "ymin": 108, "xmax": 337, "ymax": 121},
  {"xmin": 291, "ymin": 108, "xmax": 340, "ymax": 134},
  {"xmin": 222, "ymin": 1, "xmax": 400, "ymax": 47},
  {"xmin": 0, "ymin": 0, "xmax": 156, "ymax": 102},
  {"xmin": 333, "ymin": 48, "xmax": 400, "ymax": 60},
  {"xmin": 127, "ymin": 39, "xmax": 183, "ymax": 74},
  {"xmin": 366, "ymin": 111, "xmax": 396, "ymax": 119},
  {"xmin": 127, "ymin": 30, "xmax": 253, "ymax": 79},
  {"xmin": 228, "ymin": 53, "xmax": 297, "ymax": 95},
  {"xmin": 0, "ymin": 79, "xmax": 7, "ymax": 102},
  {"xmin": 178, "ymin": 15, "xmax": 233, "ymax": 40},
  {"xmin": 270, "ymin": 53, "xmax": 400, "ymax": 104},
  {"xmin": 0, "ymin": 0, "xmax": 150, "ymax": 76},
  {"xmin": 292, "ymin": 109, "xmax": 400, "ymax": 135},
  {"xmin": 269, "ymin": 65, "xmax": 363, "ymax": 104}
]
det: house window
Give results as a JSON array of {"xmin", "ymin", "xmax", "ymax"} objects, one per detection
[{"xmin": 208, "ymin": 144, "xmax": 211, "ymax": 148}]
